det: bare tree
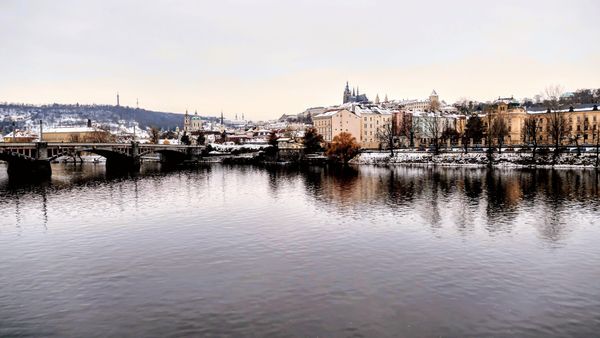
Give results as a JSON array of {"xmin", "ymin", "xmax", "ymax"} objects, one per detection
[
  {"xmin": 393, "ymin": 112, "xmax": 414, "ymax": 148},
  {"xmin": 417, "ymin": 113, "xmax": 443, "ymax": 154},
  {"xmin": 376, "ymin": 121, "xmax": 395, "ymax": 156},
  {"xmin": 429, "ymin": 99, "xmax": 441, "ymax": 113},
  {"xmin": 489, "ymin": 113, "xmax": 509, "ymax": 154},
  {"xmin": 523, "ymin": 115, "xmax": 542, "ymax": 160},
  {"xmin": 544, "ymin": 85, "xmax": 569, "ymax": 159},
  {"xmin": 149, "ymin": 127, "xmax": 161, "ymax": 144}
]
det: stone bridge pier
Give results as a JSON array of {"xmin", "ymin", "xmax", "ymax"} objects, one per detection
[{"xmin": 2, "ymin": 142, "xmax": 52, "ymax": 179}]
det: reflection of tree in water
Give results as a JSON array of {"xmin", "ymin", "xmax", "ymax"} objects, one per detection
[
  {"xmin": 309, "ymin": 165, "xmax": 361, "ymax": 210},
  {"xmin": 484, "ymin": 169, "xmax": 523, "ymax": 234},
  {"xmin": 536, "ymin": 170, "xmax": 569, "ymax": 243},
  {"xmin": 463, "ymin": 170, "xmax": 484, "ymax": 202},
  {"xmin": 266, "ymin": 166, "xmax": 303, "ymax": 197}
]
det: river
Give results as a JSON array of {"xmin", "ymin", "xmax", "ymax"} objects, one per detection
[{"xmin": 1, "ymin": 163, "xmax": 599, "ymax": 337}]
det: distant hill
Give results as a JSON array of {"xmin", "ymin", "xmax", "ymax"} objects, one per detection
[{"xmin": 0, "ymin": 103, "xmax": 213, "ymax": 134}]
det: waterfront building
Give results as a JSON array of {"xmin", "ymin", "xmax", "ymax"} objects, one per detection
[
  {"xmin": 477, "ymin": 99, "xmax": 600, "ymax": 147},
  {"xmin": 313, "ymin": 108, "xmax": 361, "ymax": 142},
  {"xmin": 526, "ymin": 104, "xmax": 600, "ymax": 146},
  {"xmin": 41, "ymin": 126, "xmax": 112, "ymax": 142},
  {"xmin": 354, "ymin": 105, "xmax": 393, "ymax": 149}
]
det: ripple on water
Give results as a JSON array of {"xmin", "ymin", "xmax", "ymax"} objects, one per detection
[{"xmin": 0, "ymin": 163, "xmax": 600, "ymax": 337}]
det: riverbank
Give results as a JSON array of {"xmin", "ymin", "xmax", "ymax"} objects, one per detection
[{"xmin": 351, "ymin": 151, "xmax": 600, "ymax": 168}]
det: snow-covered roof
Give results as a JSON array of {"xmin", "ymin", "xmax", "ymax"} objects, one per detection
[
  {"xmin": 44, "ymin": 126, "xmax": 105, "ymax": 133},
  {"xmin": 527, "ymin": 106, "xmax": 598, "ymax": 114},
  {"xmin": 3, "ymin": 130, "xmax": 38, "ymax": 138},
  {"xmin": 314, "ymin": 109, "xmax": 345, "ymax": 118}
]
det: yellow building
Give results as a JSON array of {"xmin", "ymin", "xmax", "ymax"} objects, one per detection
[
  {"xmin": 484, "ymin": 100, "xmax": 600, "ymax": 146},
  {"xmin": 2, "ymin": 130, "xmax": 38, "ymax": 143},
  {"xmin": 313, "ymin": 108, "xmax": 361, "ymax": 143},
  {"xmin": 42, "ymin": 127, "xmax": 112, "ymax": 143},
  {"xmin": 357, "ymin": 108, "xmax": 393, "ymax": 149}
]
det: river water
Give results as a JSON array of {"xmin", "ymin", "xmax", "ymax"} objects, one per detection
[{"xmin": 0, "ymin": 163, "xmax": 599, "ymax": 337}]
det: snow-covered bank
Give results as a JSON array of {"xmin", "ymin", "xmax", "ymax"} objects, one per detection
[{"xmin": 352, "ymin": 151, "xmax": 600, "ymax": 168}]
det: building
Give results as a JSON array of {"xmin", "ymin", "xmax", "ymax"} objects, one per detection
[
  {"xmin": 478, "ymin": 99, "xmax": 600, "ymax": 147},
  {"xmin": 526, "ymin": 104, "xmax": 600, "ymax": 146},
  {"xmin": 343, "ymin": 82, "xmax": 369, "ymax": 104},
  {"xmin": 2, "ymin": 130, "xmax": 38, "ymax": 143},
  {"xmin": 354, "ymin": 106, "xmax": 393, "ymax": 149},
  {"xmin": 313, "ymin": 105, "xmax": 395, "ymax": 149},
  {"xmin": 183, "ymin": 110, "xmax": 204, "ymax": 133},
  {"xmin": 313, "ymin": 108, "xmax": 361, "ymax": 143},
  {"xmin": 41, "ymin": 127, "xmax": 112, "ymax": 142},
  {"xmin": 398, "ymin": 90, "xmax": 440, "ymax": 111}
]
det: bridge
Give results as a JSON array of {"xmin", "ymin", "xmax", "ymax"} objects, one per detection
[{"xmin": 0, "ymin": 142, "xmax": 204, "ymax": 178}]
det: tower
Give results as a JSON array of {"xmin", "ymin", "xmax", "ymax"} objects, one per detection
[
  {"xmin": 375, "ymin": 94, "xmax": 380, "ymax": 105},
  {"xmin": 343, "ymin": 81, "xmax": 351, "ymax": 104},
  {"xmin": 430, "ymin": 89, "xmax": 439, "ymax": 104},
  {"xmin": 184, "ymin": 109, "xmax": 190, "ymax": 132},
  {"xmin": 220, "ymin": 110, "xmax": 224, "ymax": 126},
  {"xmin": 117, "ymin": 92, "xmax": 120, "ymax": 106}
]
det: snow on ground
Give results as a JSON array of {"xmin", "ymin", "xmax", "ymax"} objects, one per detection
[
  {"xmin": 208, "ymin": 143, "xmax": 270, "ymax": 152},
  {"xmin": 352, "ymin": 151, "xmax": 599, "ymax": 167}
]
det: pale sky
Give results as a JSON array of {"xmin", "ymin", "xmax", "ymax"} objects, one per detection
[{"xmin": 1, "ymin": 0, "xmax": 599, "ymax": 120}]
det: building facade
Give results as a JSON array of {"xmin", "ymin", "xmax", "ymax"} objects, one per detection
[
  {"xmin": 183, "ymin": 110, "xmax": 204, "ymax": 133},
  {"xmin": 313, "ymin": 108, "xmax": 361, "ymax": 143}
]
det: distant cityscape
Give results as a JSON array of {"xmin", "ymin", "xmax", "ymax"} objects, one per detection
[{"xmin": 1, "ymin": 84, "xmax": 599, "ymax": 152}]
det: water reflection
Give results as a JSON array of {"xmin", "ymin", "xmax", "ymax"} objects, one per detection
[
  {"xmin": 1, "ymin": 163, "xmax": 600, "ymax": 337},
  {"xmin": 298, "ymin": 165, "xmax": 600, "ymax": 243}
]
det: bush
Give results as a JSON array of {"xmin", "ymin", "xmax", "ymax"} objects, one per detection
[{"xmin": 326, "ymin": 132, "xmax": 360, "ymax": 163}]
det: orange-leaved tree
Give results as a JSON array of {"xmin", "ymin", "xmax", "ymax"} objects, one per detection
[{"xmin": 326, "ymin": 132, "xmax": 360, "ymax": 163}]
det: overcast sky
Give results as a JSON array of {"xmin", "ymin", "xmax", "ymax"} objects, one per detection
[{"xmin": 1, "ymin": 0, "xmax": 598, "ymax": 119}]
